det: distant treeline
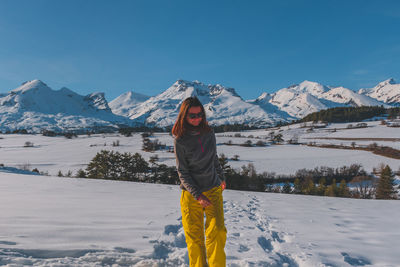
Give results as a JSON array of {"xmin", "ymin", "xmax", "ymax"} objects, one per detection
[
  {"xmin": 119, "ymin": 126, "xmax": 172, "ymax": 136},
  {"xmin": 212, "ymin": 124, "xmax": 264, "ymax": 133},
  {"xmin": 118, "ymin": 124, "xmax": 263, "ymax": 136},
  {"xmin": 299, "ymin": 106, "xmax": 400, "ymax": 123}
]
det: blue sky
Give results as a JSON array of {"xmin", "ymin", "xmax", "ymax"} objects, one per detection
[{"xmin": 0, "ymin": 0, "xmax": 399, "ymax": 101}]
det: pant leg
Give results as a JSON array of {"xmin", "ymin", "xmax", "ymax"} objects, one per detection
[
  {"xmin": 180, "ymin": 190, "xmax": 207, "ymax": 267},
  {"xmin": 204, "ymin": 186, "xmax": 227, "ymax": 267}
]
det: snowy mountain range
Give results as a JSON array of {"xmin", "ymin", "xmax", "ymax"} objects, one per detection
[
  {"xmin": 0, "ymin": 78, "xmax": 399, "ymax": 132},
  {"xmin": 112, "ymin": 79, "xmax": 395, "ymax": 125},
  {"xmin": 263, "ymin": 80, "xmax": 390, "ymax": 118},
  {"xmin": 0, "ymin": 80, "xmax": 135, "ymax": 133},
  {"xmin": 113, "ymin": 80, "xmax": 290, "ymax": 127}
]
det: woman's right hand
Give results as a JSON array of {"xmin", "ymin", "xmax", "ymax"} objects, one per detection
[{"xmin": 197, "ymin": 194, "xmax": 212, "ymax": 208}]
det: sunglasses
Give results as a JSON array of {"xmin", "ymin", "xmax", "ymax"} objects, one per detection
[{"xmin": 187, "ymin": 112, "xmax": 204, "ymax": 119}]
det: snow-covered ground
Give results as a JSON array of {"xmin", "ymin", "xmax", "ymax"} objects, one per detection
[
  {"xmin": 1, "ymin": 120, "xmax": 399, "ymax": 266},
  {"xmin": 0, "ymin": 120, "xmax": 399, "ymax": 176},
  {"xmin": 1, "ymin": 173, "xmax": 399, "ymax": 267}
]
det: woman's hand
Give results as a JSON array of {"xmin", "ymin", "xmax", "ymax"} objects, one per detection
[
  {"xmin": 197, "ymin": 194, "xmax": 212, "ymax": 208},
  {"xmin": 221, "ymin": 180, "xmax": 226, "ymax": 191}
]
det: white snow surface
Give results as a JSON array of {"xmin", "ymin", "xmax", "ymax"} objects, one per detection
[
  {"xmin": 1, "ymin": 119, "xmax": 400, "ymax": 266},
  {"xmin": 1, "ymin": 173, "xmax": 399, "ymax": 266},
  {"xmin": 1, "ymin": 120, "xmax": 399, "ymax": 177}
]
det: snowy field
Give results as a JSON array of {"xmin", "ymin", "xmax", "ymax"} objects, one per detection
[
  {"xmin": 0, "ymin": 120, "xmax": 399, "ymax": 176},
  {"xmin": 1, "ymin": 173, "xmax": 399, "ymax": 267}
]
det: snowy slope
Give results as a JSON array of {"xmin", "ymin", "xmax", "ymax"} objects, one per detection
[
  {"xmin": 247, "ymin": 92, "xmax": 295, "ymax": 120},
  {"xmin": 0, "ymin": 173, "xmax": 399, "ymax": 266},
  {"xmin": 122, "ymin": 80, "xmax": 290, "ymax": 127},
  {"xmin": 358, "ymin": 78, "xmax": 400, "ymax": 105},
  {"xmin": 322, "ymin": 86, "xmax": 387, "ymax": 107},
  {"xmin": 109, "ymin": 91, "xmax": 150, "ymax": 116},
  {"xmin": 266, "ymin": 81, "xmax": 340, "ymax": 118},
  {"xmin": 0, "ymin": 80, "xmax": 135, "ymax": 133}
]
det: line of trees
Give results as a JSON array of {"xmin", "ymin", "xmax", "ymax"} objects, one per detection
[
  {"xmin": 74, "ymin": 150, "xmax": 398, "ymax": 200},
  {"xmin": 78, "ymin": 150, "xmax": 179, "ymax": 184}
]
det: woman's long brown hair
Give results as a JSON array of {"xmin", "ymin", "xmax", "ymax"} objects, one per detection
[{"xmin": 172, "ymin": 97, "xmax": 211, "ymax": 138}]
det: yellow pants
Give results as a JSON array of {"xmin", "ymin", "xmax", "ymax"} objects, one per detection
[{"xmin": 180, "ymin": 186, "xmax": 227, "ymax": 267}]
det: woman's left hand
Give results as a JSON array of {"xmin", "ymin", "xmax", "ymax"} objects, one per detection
[{"xmin": 221, "ymin": 180, "xmax": 226, "ymax": 191}]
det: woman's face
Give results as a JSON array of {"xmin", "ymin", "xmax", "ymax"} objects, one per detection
[{"xmin": 186, "ymin": 106, "xmax": 203, "ymax": 127}]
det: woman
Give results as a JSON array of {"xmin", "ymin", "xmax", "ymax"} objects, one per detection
[{"xmin": 172, "ymin": 97, "xmax": 227, "ymax": 267}]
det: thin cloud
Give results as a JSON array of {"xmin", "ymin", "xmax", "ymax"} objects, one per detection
[{"xmin": 353, "ymin": 69, "xmax": 369, "ymax": 76}]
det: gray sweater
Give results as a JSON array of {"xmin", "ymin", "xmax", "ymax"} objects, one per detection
[{"xmin": 174, "ymin": 130, "xmax": 225, "ymax": 199}]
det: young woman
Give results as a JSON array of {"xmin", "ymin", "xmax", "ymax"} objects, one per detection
[{"xmin": 172, "ymin": 97, "xmax": 227, "ymax": 267}]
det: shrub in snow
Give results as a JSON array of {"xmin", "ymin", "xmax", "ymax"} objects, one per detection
[
  {"xmin": 24, "ymin": 141, "xmax": 34, "ymax": 147},
  {"xmin": 112, "ymin": 140, "xmax": 120, "ymax": 147},
  {"xmin": 350, "ymin": 176, "xmax": 376, "ymax": 199},
  {"xmin": 241, "ymin": 140, "xmax": 252, "ymax": 147},
  {"xmin": 255, "ymin": 140, "xmax": 266, "ymax": 147},
  {"xmin": 231, "ymin": 155, "xmax": 240, "ymax": 161}
]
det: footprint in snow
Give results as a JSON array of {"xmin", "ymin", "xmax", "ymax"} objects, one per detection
[
  {"xmin": 341, "ymin": 252, "xmax": 372, "ymax": 266},
  {"xmin": 257, "ymin": 236, "xmax": 273, "ymax": 252}
]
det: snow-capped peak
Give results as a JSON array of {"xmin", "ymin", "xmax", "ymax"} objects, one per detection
[
  {"xmin": 297, "ymin": 80, "xmax": 330, "ymax": 96},
  {"xmin": 11, "ymin": 79, "xmax": 51, "ymax": 94},
  {"xmin": 359, "ymin": 78, "xmax": 400, "ymax": 104},
  {"xmin": 256, "ymin": 92, "xmax": 272, "ymax": 102},
  {"xmin": 375, "ymin": 78, "xmax": 396, "ymax": 90}
]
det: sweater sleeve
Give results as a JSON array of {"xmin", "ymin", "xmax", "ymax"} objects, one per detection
[
  {"xmin": 174, "ymin": 138, "xmax": 201, "ymax": 199},
  {"xmin": 213, "ymin": 133, "xmax": 225, "ymax": 182}
]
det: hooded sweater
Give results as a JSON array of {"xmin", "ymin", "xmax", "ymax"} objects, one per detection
[{"xmin": 174, "ymin": 129, "xmax": 225, "ymax": 199}]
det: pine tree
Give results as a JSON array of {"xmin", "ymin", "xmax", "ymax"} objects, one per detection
[
  {"xmin": 302, "ymin": 176, "xmax": 315, "ymax": 195},
  {"xmin": 325, "ymin": 179, "xmax": 337, "ymax": 197},
  {"xmin": 316, "ymin": 178, "xmax": 326, "ymax": 196},
  {"xmin": 86, "ymin": 150, "xmax": 118, "ymax": 179},
  {"xmin": 293, "ymin": 178, "xmax": 302, "ymax": 194},
  {"xmin": 376, "ymin": 165, "xmax": 397, "ymax": 199},
  {"xmin": 76, "ymin": 169, "xmax": 87, "ymax": 178},
  {"xmin": 337, "ymin": 179, "xmax": 350, "ymax": 198}
]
